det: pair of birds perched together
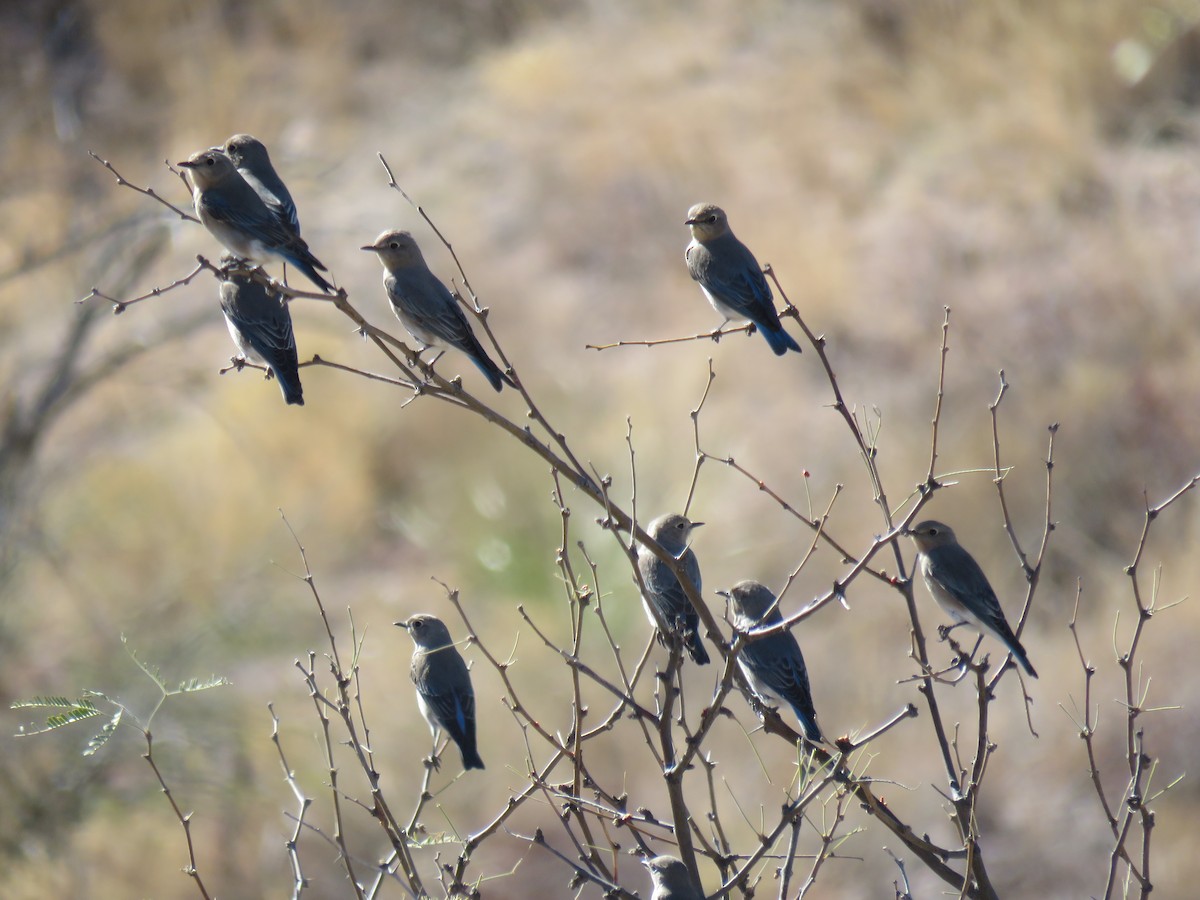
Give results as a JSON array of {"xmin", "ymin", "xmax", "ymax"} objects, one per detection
[
  {"xmin": 638, "ymin": 512, "xmax": 1037, "ymax": 748},
  {"xmin": 178, "ymin": 135, "xmax": 513, "ymax": 408},
  {"xmin": 178, "ymin": 135, "xmax": 803, "ymax": 411}
]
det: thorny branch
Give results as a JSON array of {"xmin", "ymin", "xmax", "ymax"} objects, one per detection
[{"xmin": 69, "ymin": 157, "xmax": 1182, "ymax": 900}]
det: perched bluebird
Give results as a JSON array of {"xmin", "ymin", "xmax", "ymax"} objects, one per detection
[
  {"xmin": 361, "ymin": 230, "xmax": 514, "ymax": 392},
  {"xmin": 904, "ymin": 520, "xmax": 1038, "ymax": 678},
  {"xmin": 719, "ymin": 580, "xmax": 822, "ymax": 742},
  {"xmin": 636, "ymin": 513, "xmax": 710, "ymax": 665},
  {"xmin": 396, "ymin": 614, "xmax": 485, "ymax": 770},
  {"xmin": 684, "ymin": 202, "xmax": 801, "ymax": 356},
  {"xmin": 218, "ymin": 254, "xmax": 304, "ymax": 406},
  {"xmin": 642, "ymin": 855, "xmax": 702, "ymax": 900},
  {"xmin": 222, "ymin": 133, "xmax": 300, "ymax": 236},
  {"xmin": 177, "ymin": 149, "xmax": 333, "ymax": 293}
]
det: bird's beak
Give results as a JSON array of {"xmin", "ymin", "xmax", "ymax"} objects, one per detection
[
  {"xmin": 176, "ymin": 160, "xmax": 196, "ymax": 168},
  {"xmin": 361, "ymin": 244, "xmax": 378, "ymax": 252},
  {"xmin": 394, "ymin": 621, "xmax": 409, "ymax": 629},
  {"xmin": 715, "ymin": 589, "xmax": 731, "ymax": 600},
  {"xmin": 684, "ymin": 216, "xmax": 699, "ymax": 226},
  {"xmin": 690, "ymin": 521, "xmax": 705, "ymax": 529}
]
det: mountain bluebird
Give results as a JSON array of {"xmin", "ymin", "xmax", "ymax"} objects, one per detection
[
  {"xmin": 222, "ymin": 134, "xmax": 300, "ymax": 235},
  {"xmin": 397, "ymin": 614, "xmax": 485, "ymax": 770},
  {"xmin": 642, "ymin": 855, "xmax": 702, "ymax": 900},
  {"xmin": 720, "ymin": 580, "xmax": 822, "ymax": 741},
  {"xmin": 684, "ymin": 202, "xmax": 801, "ymax": 356},
  {"xmin": 636, "ymin": 513, "xmax": 710, "ymax": 665},
  {"xmin": 177, "ymin": 149, "xmax": 333, "ymax": 293},
  {"xmin": 361, "ymin": 229, "xmax": 514, "ymax": 392},
  {"xmin": 904, "ymin": 520, "xmax": 1038, "ymax": 678},
  {"xmin": 218, "ymin": 254, "xmax": 304, "ymax": 406}
]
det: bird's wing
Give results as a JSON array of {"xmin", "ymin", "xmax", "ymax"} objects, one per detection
[
  {"xmin": 421, "ymin": 684, "xmax": 475, "ymax": 745},
  {"xmin": 201, "ymin": 184, "xmax": 296, "ymax": 248},
  {"xmin": 926, "ymin": 549, "xmax": 1004, "ymax": 622},
  {"xmin": 412, "ymin": 656, "xmax": 476, "ymax": 741},
  {"xmin": 641, "ymin": 553, "xmax": 699, "ymax": 629},
  {"xmin": 744, "ymin": 634, "xmax": 811, "ymax": 700},
  {"xmin": 220, "ymin": 283, "xmax": 296, "ymax": 360},
  {"xmin": 388, "ymin": 270, "xmax": 482, "ymax": 350},
  {"xmin": 691, "ymin": 241, "xmax": 774, "ymax": 319},
  {"xmin": 241, "ymin": 169, "xmax": 301, "ymax": 235}
]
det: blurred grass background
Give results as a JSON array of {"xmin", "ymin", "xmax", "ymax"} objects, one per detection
[{"xmin": 2, "ymin": 0, "xmax": 1199, "ymax": 896}]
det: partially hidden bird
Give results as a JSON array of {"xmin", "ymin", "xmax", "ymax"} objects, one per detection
[
  {"xmin": 637, "ymin": 513, "xmax": 710, "ymax": 665},
  {"xmin": 217, "ymin": 254, "xmax": 304, "ymax": 406},
  {"xmin": 720, "ymin": 580, "xmax": 822, "ymax": 741},
  {"xmin": 222, "ymin": 133, "xmax": 301, "ymax": 236},
  {"xmin": 642, "ymin": 855, "xmax": 702, "ymax": 900}
]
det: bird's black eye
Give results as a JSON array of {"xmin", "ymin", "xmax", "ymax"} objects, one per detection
[
  {"xmin": 205, "ymin": 156, "xmax": 215, "ymax": 166},
  {"xmin": 412, "ymin": 620, "xmax": 423, "ymax": 629},
  {"xmin": 706, "ymin": 215, "xmax": 718, "ymax": 223},
  {"xmin": 389, "ymin": 241, "xmax": 399, "ymax": 249}
]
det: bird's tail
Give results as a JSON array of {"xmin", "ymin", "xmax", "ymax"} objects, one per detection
[
  {"xmin": 471, "ymin": 349, "xmax": 515, "ymax": 392},
  {"xmin": 285, "ymin": 249, "xmax": 334, "ymax": 293},
  {"xmin": 1006, "ymin": 637, "xmax": 1038, "ymax": 678},
  {"xmin": 460, "ymin": 746, "xmax": 486, "ymax": 770},
  {"xmin": 987, "ymin": 616, "xmax": 1039, "ymax": 678},
  {"xmin": 760, "ymin": 322, "xmax": 803, "ymax": 356},
  {"xmin": 793, "ymin": 707, "xmax": 823, "ymax": 742},
  {"xmin": 276, "ymin": 372, "xmax": 304, "ymax": 406},
  {"xmin": 686, "ymin": 630, "xmax": 711, "ymax": 666}
]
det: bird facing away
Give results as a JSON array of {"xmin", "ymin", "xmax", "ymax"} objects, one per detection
[
  {"xmin": 361, "ymin": 230, "xmax": 514, "ymax": 392},
  {"xmin": 177, "ymin": 148, "xmax": 333, "ymax": 293},
  {"xmin": 397, "ymin": 614, "xmax": 485, "ymax": 770},
  {"xmin": 684, "ymin": 202, "xmax": 801, "ymax": 356},
  {"xmin": 217, "ymin": 254, "xmax": 304, "ymax": 406},
  {"xmin": 721, "ymin": 580, "xmax": 822, "ymax": 742},
  {"xmin": 642, "ymin": 855, "xmax": 702, "ymax": 900},
  {"xmin": 222, "ymin": 133, "xmax": 300, "ymax": 236},
  {"xmin": 904, "ymin": 519, "xmax": 1038, "ymax": 678},
  {"xmin": 636, "ymin": 513, "xmax": 710, "ymax": 665}
]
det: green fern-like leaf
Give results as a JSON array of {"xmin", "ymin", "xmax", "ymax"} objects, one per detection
[
  {"xmin": 122, "ymin": 635, "xmax": 166, "ymax": 689},
  {"xmin": 14, "ymin": 698, "xmax": 103, "ymax": 737},
  {"xmin": 83, "ymin": 710, "xmax": 123, "ymax": 757},
  {"xmin": 45, "ymin": 706, "xmax": 103, "ymax": 729},
  {"xmin": 11, "ymin": 695, "xmax": 92, "ymax": 711},
  {"xmin": 175, "ymin": 675, "xmax": 230, "ymax": 694}
]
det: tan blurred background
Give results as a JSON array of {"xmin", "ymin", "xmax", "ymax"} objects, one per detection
[{"xmin": 2, "ymin": 0, "xmax": 1198, "ymax": 896}]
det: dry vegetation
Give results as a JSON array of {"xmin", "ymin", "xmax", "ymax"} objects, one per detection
[{"xmin": 2, "ymin": 1, "xmax": 1199, "ymax": 898}]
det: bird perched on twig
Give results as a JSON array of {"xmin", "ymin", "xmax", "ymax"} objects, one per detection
[
  {"xmin": 177, "ymin": 148, "xmax": 333, "ymax": 293},
  {"xmin": 642, "ymin": 855, "xmax": 702, "ymax": 900},
  {"xmin": 684, "ymin": 202, "xmax": 801, "ymax": 356},
  {"xmin": 904, "ymin": 519, "xmax": 1038, "ymax": 678},
  {"xmin": 720, "ymin": 579, "xmax": 822, "ymax": 741},
  {"xmin": 396, "ymin": 614, "xmax": 485, "ymax": 770},
  {"xmin": 217, "ymin": 254, "xmax": 304, "ymax": 406},
  {"xmin": 637, "ymin": 513, "xmax": 710, "ymax": 665},
  {"xmin": 362, "ymin": 229, "xmax": 514, "ymax": 392},
  {"xmin": 222, "ymin": 133, "xmax": 301, "ymax": 237}
]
